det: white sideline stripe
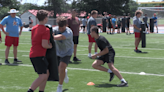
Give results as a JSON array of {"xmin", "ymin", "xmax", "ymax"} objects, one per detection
[
  {"xmin": 22, "ymin": 54, "xmax": 164, "ymax": 60},
  {"xmin": 78, "ymin": 45, "xmax": 164, "ymax": 51},
  {"xmin": 1, "ymin": 63, "xmax": 164, "ymax": 77},
  {"xmin": 0, "ymin": 86, "xmax": 27, "ymax": 89}
]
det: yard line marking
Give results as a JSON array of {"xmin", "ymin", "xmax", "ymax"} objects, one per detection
[
  {"xmin": 21, "ymin": 54, "xmax": 164, "ymax": 60},
  {"xmin": 0, "ymin": 86, "xmax": 27, "ymax": 89},
  {"xmin": 1, "ymin": 63, "xmax": 164, "ymax": 77},
  {"xmin": 0, "ymin": 49, "xmax": 30, "ymax": 52},
  {"xmin": 78, "ymin": 45, "xmax": 164, "ymax": 51}
]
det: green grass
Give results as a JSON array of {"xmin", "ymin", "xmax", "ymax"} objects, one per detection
[{"xmin": 0, "ymin": 32, "xmax": 164, "ymax": 92}]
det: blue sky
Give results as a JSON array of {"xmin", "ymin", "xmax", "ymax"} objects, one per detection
[{"xmin": 19, "ymin": 0, "xmax": 162, "ymax": 6}]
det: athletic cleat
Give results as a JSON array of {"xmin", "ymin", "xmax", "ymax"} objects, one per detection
[
  {"xmin": 88, "ymin": 54, "xmax": 92, "ymax": 58},
  {"xmin": 109, "ymin": 73, "xmax": 115, "ymax": 82},
  {"xmin": 117, "ymin": 81, "xmax": 128, "ymax": 87},
  {"xmin": 64, "ymin": 69, "xmax": 69, "ymax": 83},
  {"xmin": 134, "ymin": 49, "xmax": 142, "ymax": 53},
  {"xmin": 69, "ymin": 60, "xmax": 73, "ymax": 63},
  {"xmin": 13, "ymin": 59, "xmax": 22, "ymax": 64},
  {"xmin": 56, "ymin": 86, "xmax": 62, "ymax": 92},
  {"xmin": 73, "ymin": 57, "xmax": 81, "ymax": 61},
  {"xmin": 0, "ymin": 63, "xmax": 2, "ymax": 65},
  {"xmin": 5, "ymin": 59, "xmax": 10, "ymax": 65}
]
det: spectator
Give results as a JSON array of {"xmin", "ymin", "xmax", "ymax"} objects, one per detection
[
  {"xmin": 81, "ymin": 16, "xmax": 87, "ymax": 34},
  {"xmin": 67, "ymin": 9, "xmax": 81, "ymax": 62},
  {"xmin": 0, "ymin": 9, "xmax": 23, "ymax": 64},
  {"xmin": 117, "ymin": 17, "xmax": 121, "ymax": 33},
  {"xmin": 152, "ymin": 13, "xmax": 158, "ymax": 33},
  {"xmin": 112, "ymin": 15, "xmax": 117, "ymax": 34},
  {"xmin": 87, "ymin": 10, "xmax": 98, "ymax": 58},
  {"xmin": 107, "ymin": 14, "xmax": 112, "ymax": 34},
  {"xmin": 143, "ymin": 14, "xmax": 149, "ymax": 33}
]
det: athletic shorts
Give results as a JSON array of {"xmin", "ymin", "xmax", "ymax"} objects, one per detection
[
  {"xmin": 57, "ymin": 56, "xmax": 71, "ymax": 66},
  {"xmin": 88, "ymin": 34, "xmax": 95, "ymax": 42},
  {"xmin": 97, "ymin": 52, "xmax": 115, "ymax": 64},
  {"xmin": 154, "ymin": 23, "xmax": 158, "ymax": 26},
  {"xmin": 30, "ymin": 57, "xmax": 49, "ymax": 74},
  {"xmin": 108, "ymin": 24, "xmax": 112, "ymax": 28},
  {"xmin": 73, "ymin": 36, "xmax": 79, "ymax": 44},
  {"xmin": 112, "ymin": 23, "xmax": 116, "ymax": 28},
  {"xmin": 135, "ymin": 32, "xmax": 141, "ymax": 38},
  {"xmin": 29, "ymin": 22, "xmax": 33, "ymax": 24},
  {"xmin": 5, "ymin": 36, "xmax": 19, "ymax": 47},
  {"xmin": 82, "ymin": 26, "xmax": 85, "ymax": 29}
]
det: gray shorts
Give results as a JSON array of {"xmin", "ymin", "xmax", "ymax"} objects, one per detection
[
  {"xmin": 112, "ymin": 23, "xmax": 116, "ymax": 28},
  {"xmin": 154, "ymin": 23, "xmax": 158, "ymax": 26},
  {"xmin": 57, "ymin": 56, "xmax": 71, "ymax": 66}
]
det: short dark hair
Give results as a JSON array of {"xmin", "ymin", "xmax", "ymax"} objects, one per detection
[
  {"xmin": 90, "ymin": 26, "xmax": 99, "ymax": 34},
  {"xmin": 57, "ymin": 17, "xmax": 67, "ymax": 27},
  {"xmin": 91, "ymin": 10, "xmax": 98, "ymax": 15},
  {"xmin": 36, "ymin": 10, "xmax": 48, "ymax": 21},
  {"xmin": 135, "ymin": 10, "xmax": 143, "ymax": 16}
]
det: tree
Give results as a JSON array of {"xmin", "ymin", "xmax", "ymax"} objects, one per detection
[
  {"xmin": 128, "ymin": 0, "xmax": 139, "ymax": 16},
  {"xmin": 72, "ymin": 0, "xmax": 130, "ymax": 15}
]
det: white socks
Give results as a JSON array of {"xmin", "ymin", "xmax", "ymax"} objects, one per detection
[
  {"xmin": 95, "ymin": 52, "xmax": 97, "ymax": 54},
  {"xmin": 58, "ymin": 84, "xmax": 62, "ymax": 87},
  {"xmin": 107, "ymin": 69, "xmax": 112, "ymax": 73},
  {"xmin": 121, "ymin": 78, "xmax": 127, "ymax": 83}
]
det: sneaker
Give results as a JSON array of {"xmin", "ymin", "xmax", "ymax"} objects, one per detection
[
  {"xmin": 88, "ymin": 54, "xmax": 92, "ymax": 58},
  {"xmin": 13, "ymin": 59, "xmax": 22, "ymax": 64},
  {"xmin": 5, "ymin": 59, "xmax": 10, "ymax": 65},
  {"xmin": 109, "ymin": 73, "xmax": 115, "ymax": 82},
  {"xmin": 73, "ymin": 57, "xmax": 81, "ymax": 61},
  {"xmin": 56, "ymin": 86, "xmax": 62, "ymax": 92},
  {"xmin": 0, "ymin": 63, "xmax": 2, "ymax": 65},
  {"xmin": 64, "ymin": 69, "xmax": 69, "ymax": 83},
  {"xmin": 134, "ymin": 49, "xmax": 142, "ymax": 53},
  {"xmin": 117, "ymin": 81, "xmax": 128, "ymax": 87}
]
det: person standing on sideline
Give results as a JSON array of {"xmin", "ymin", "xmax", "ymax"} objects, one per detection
[
  {"xmin": 107, "ymin": 14, "xmax": 112, "ymax": 34},
  {"xmin": 152, "ymin": 13, "xmax": 158, "ymax": 33},
  {"xmin": 0, "ymin": 31, "xmax": 2, "ymax": 65},
  {"xmin": 111, "ymin": 15, "xmax": 117, "ymax": 34},
  {"xmin": 87, "ymin": 10, "xmax": 98, "ymax": 58},
  {"xmin": 67, "ymin": 9, "xmax": 81, "ymax": 62},
  {"xmin": 143, "ymin": 14, "xmax": 149, "ymax": 33},
  {"xmin": 125, "ymin": 14, "xmax": 131, "ymax": 35},
  {"xmin": 102, "ymin": 12, "xmax": 107, "ymax": 32},
  {"xmin": 133, "ymin": 10, "xmax": 143, "ymax": 53},
  {"xmin": 53, "ymin": 17, "xmax": 74, "ymax": 92},
  {"xmin": 81, "ymin": 16, "xmax": 87, "ymax": 34},
  {"xmin": 0, "ymin": 9, "xmax": 23, "ymax": 64},
  {"xmin": 117, "ymin": 17, "xmax": 121, "ymax": 33},
  {"xmin": 27, "ymin": 10, "xmax": 52, "ymax": 92},
  {"xmin": 90, "ymin": 26, "xmax": 128, "ymax": 87}
]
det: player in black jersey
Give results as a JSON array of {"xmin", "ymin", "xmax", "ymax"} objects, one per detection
[{"xmin": 90, "ymin": 26, "xmax": 128, "ymax": 87}]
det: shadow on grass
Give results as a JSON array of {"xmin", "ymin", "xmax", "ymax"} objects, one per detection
[
  {"xmin": 7, "ymin": 63, "xmax": 23, "ymax": 66},
  {"xmin": 69, "ymin": 61, "xmax": 82, "ymax": 64},
  {"xmin": 63, "ymin": 89, "xmax": 69, "ymax": 92},
  {"xmin": 94, "ymin": 83, "xmax": 117, "ymax": 88},
  {"xmin": 137, "ymin": 52, "xmax": 148, "ymax": 54}
]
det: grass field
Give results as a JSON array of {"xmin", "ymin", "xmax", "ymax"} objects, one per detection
[{"xmin": 0, "ymin": 32, "xmax": 164, "ymax": 92}]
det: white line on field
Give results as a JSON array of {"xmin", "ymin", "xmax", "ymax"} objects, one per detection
[
  {"xmin": 21, "ymin": 54, "xmax": 164, "ymax": 60},
  {"xmin": 1, "ymin": 63, "xmax": 164, "ymax": 77}
]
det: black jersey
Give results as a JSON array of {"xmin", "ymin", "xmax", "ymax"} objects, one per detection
[
  {"xmin": 126, "ymin": 17, "xmax": 130, "ymax": 26},
  {"xmin": 107, "ymin": 17, "xmax": 112, "ymax": 25},
  {"xmin": 96, "ymin": 35, "xmax": 115, "ymax": 55}
]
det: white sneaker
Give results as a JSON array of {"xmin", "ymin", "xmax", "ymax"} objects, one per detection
[
  {"xmin": 56, "ymin": 86, "xmax": 62, "ymax": 92},
  {"xmin": 88, "ymin": 54, "xmax": 92, "ymax": 58},
  {"xmin": 64, "ymin": 69, "xmax": 69, "ymax": 83}
]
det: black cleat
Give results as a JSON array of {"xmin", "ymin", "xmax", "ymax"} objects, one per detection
[
  {"xmin": 69, "ymin": 60, "xmax": 73, "ymax": 63},
  {"xmin": 73, "ymin": 57, "xmax": 81, "ymax": 61},
  {"xmin": 13, "ymin": 59, "xmax": 22, "ymax": 64},
  {"xmin": 5, "ymin": 59, "xmax": 10, "ymax": 65},
  {"xmin": 109, "ymin": 73, "xmax": 115, "ymax": 82},
  {"xmin": 134, "ymin": 49, "xmax": 142, "ymax": 53},
  {"xmin": 117, "ymin": 81, "xmax": 128, "ymax": 87}
]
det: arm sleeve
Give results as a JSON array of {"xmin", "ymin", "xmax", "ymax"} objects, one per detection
[
  {"xmin": 42, "ymin": 28, "xmax": 50, "ymax": 40},
  {"xmin": 62, "ymin": 29, "xmax": 72, "ymax": 39},
  {"xmin": 133, "ymin": 19, "xmax": 137, "ymax": 25},
  {"xmin": 90, "ymin": 20, "xmax": 96, "ymax": 26},
  {"xmin": 0, "ymin": 17, "xmax": 7, "ymax": 26}
]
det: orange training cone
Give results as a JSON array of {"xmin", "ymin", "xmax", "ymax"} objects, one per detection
[{"xmin": 87, "ymin": 82, "xmax": 95, "ymax": 86}]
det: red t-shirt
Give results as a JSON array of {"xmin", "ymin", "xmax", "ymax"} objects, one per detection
[
  {"xmin": 29, "ymin": 24, "xmax": 50, "ymax": 58},
  {"xmin": 67, "ymin": 17, "xmax": 80, "ymax": 36}
]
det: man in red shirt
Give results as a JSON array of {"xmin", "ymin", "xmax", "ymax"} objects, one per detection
[
  {"xmin": 67, "ymin": 9, "xmax": 81, "ymax": 62},
  {"xmin": 27, "ymin": 10, "xmax": 52, "ymax": 92}
]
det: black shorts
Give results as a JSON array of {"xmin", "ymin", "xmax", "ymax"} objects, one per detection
[
  {"xmin": 108, "ymin": 24, "xmax": 112, "ymax": 28},
  {"xmin": 97, "ymin": 52, "xmax": 115, "ymax": 64},
  {"xmin": 82, "ymin": 26, "xmax": 85, "ymax": 29},
  {"xmin": 29, "ymin": 22, "xmax": 33, "ymax": 24},
  {"xmin": 57, "ymin": 56, "xmax": 71, "ymax": 66},
  {"xmin": 73, "ymin": 36, "xmax": 79, "ymax": 44},
  {"xmin": 30, "ymin": 57, "xmax": 49, "ymax": 74}
]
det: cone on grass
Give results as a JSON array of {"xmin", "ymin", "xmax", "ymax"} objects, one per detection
[{"xmin": 87, "ymin": 82, "xmax": 95, "ymax": 86}]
